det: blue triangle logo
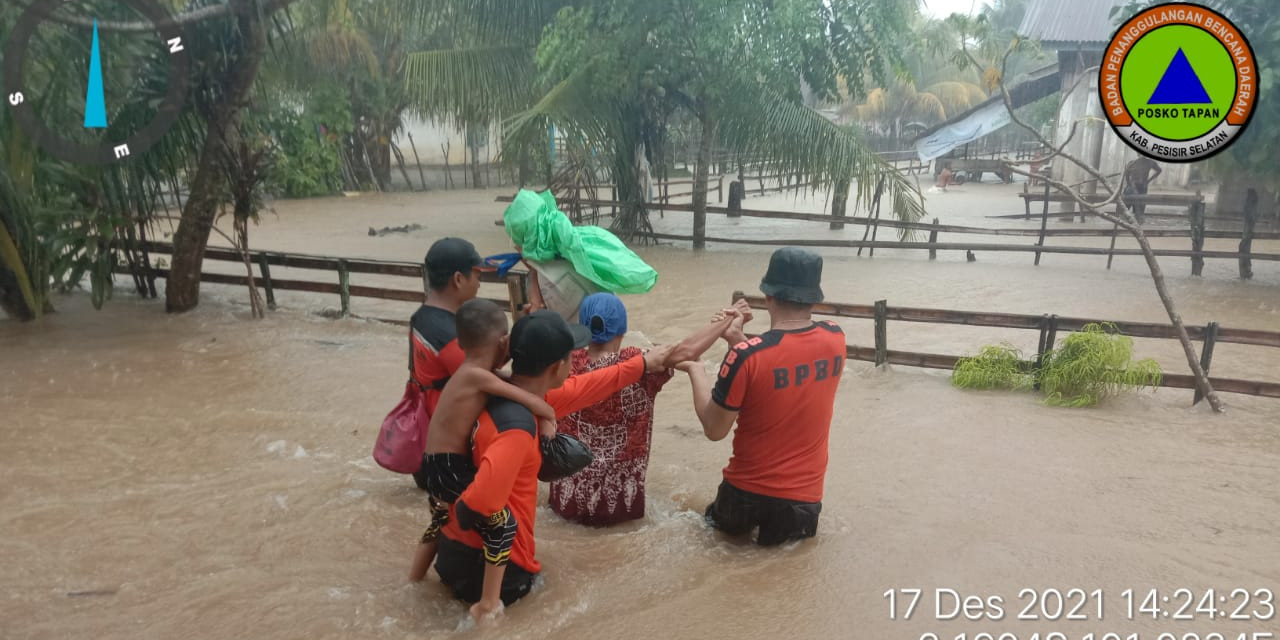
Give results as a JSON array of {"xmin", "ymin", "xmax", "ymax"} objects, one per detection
[
  {"xmin": 84, "ymin": 19, "xmax": 108, "ymax": 128},
  {"xmin": 1147, "ymin": 48, "xmax": 1212, "ymax": 105}
]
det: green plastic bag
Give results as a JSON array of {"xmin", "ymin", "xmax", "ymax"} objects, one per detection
[{"xmin": 502, "ymin": 190, "xmax": 658, "ymax": 294}]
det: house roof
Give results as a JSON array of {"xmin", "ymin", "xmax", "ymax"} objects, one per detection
[
  {"xmin": 912, "ymin": 63, "xmax": 1061, "ymax": 143},
  {"xmin": 1018, "ymin": 0, "xmax": 1123, "ymax": 49}
]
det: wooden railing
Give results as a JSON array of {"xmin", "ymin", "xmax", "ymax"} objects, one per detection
[
  {"xmin": 531, "ymin": 197, "xmax": 1279, "ymax": 276},
  {"xmin": 121, "ymin": 242, "xmax": 530, "ymax": 324},
  {"xmin": 732, "ymin": 293, "xmax": 1280, "ymax": 403}
]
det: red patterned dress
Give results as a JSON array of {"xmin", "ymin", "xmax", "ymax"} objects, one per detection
[{"xmin": 549, "ymin": 347, "xmax": 674, "ymax": 526}]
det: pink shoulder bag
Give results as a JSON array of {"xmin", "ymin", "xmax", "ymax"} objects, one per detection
[{"xmin": 373, "ymin": 335, "xmax": 431, "ymax": 474}]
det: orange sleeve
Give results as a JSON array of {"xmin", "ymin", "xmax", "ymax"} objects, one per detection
[
  {"xmin": 457, "ymin": 430, "xmax": 532, "ymax": 516},
  {"xmin": 712, "ymin": 342, "xmax": 752, "ymax": 411},
  {"xmin": 546, "ymin": 356, "xmax": 645, "ymax": 417},
  {"xmin": 439, "ymin": 340, "xmax": 466, "ymax": 376}
]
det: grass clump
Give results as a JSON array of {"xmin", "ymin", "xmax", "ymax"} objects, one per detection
[
  {"xmin": 951, "ymin": 344, "xmax": 1033, "ymax": 391},
  {"xmin": 951, "ymin": 324, "xmax": 1162, "ymax": 407}
]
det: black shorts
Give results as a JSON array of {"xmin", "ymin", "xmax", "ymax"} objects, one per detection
[
  {"xmin": 434, "ymin": 536, "xmax": 537, "ymax": 606},
  {"xmin": 417, "ymin": 452, "xmax": 476, "ymax": 503},
  {"xmin": 704, "ymin": 481, "xmax": 821, "ymax": 546}
]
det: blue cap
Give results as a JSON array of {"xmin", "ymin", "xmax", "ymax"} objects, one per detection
[{"xmin": 578, "ymin": 293, "xmax": 628, "ymax": 344}]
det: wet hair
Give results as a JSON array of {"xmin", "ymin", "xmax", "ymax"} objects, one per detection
[{"xmin": 455, "ymin": 299, "xmax": 509, "ymax": 351}]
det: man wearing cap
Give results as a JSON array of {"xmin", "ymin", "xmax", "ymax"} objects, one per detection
[
  {"xmin": 434, "ymin": 311, "xmax": 671, "ymax": 607},
  {"xmin": 680, "ymin": 247, "xmax": 847, "ymax": 546},
  {"xmin": 408, "ymin": 237, "xmax": 492, "ymax": 490}
]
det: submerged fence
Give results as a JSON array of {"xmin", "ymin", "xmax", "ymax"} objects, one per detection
[
  {"xmin": 732, "ymin": 293, "xmax": 1280, "ymax": 403},
  {"xmin": 120, "ymin": 242, "xmax": 530, "ymax": 323},
  {"xmin": 539, "ymin": 197, "xmax": 1279, "ymax": 277}
]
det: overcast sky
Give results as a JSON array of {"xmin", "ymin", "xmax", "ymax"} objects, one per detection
[{"xmin": 920, "ymin": 0, "xmax": 988, "ymax": 18}]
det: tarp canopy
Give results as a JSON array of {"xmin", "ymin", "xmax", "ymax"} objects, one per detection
[{"xmin": 913, "ymin": 63, "xmax": 1061, "ymax": 161}]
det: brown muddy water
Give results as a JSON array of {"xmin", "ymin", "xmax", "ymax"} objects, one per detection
[{"xmin": 2, "ymin": 184, "xmax": 1279, "ymax": 640}]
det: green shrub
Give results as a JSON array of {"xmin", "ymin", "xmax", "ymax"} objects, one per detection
[
  {"xmin": 259, "ymin": 88, "xmax": 351, "ymax": 199},
  {"xmin": 952, "ymin": 343, "xmax": 1032, "ymax": 391},
  {"xmin": 1039, "ymin": 323, "xmax": 1162, "ymax": 407},
  {"xmin": 951, "ymin": 324, "xmax": 1163, "ymax": 407}
]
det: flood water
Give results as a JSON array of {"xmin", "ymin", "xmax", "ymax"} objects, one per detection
[{"xmin": 3, "ymin": 183, "xmax": 1279, "ymax": 639}]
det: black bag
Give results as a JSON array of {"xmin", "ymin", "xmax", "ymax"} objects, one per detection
[{"xmin": 538, "ymin": 434, "xmax": 594, "ymax": 481}]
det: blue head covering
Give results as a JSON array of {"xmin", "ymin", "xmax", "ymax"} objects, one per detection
[{"xmin": 578, "ymin": 293, "xmax": 628, "ymax": 344}]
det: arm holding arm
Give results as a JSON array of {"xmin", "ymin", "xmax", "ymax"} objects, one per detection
[
  {"xmin": 546, "ymin": 344, "xmax": 673, "ymax": 416},
  {"xmin": 664, "ymin": 314, "xmax": 736, "ymax": 366}
]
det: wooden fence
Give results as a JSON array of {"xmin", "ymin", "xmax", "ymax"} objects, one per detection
[
  {"xmin": 732, "ymin": 293, "xmax": 1280, "ymax": 403},
  {"xmin": 122, "ymin": 242, "xmax": 530, "ymax": 324},
  {"xmin": 542, "ymin": 197, "xmax": 1280, "ymax": 276}
]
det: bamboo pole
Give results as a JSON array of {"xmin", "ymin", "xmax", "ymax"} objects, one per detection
[
  {"xmin": 406, "ymin": 132, "xmax": 428, "ymax": 191},
  {"xmin": 1035, "ymin": 179, "xmax": 1050, "ymax": 266},
  {"xmin": 1106, "ymin": 200, "xmax": 1121, "ymax": 270},
  {"xmin": 928, "ymin": 218, "xmax": 939, "ymax": 260}
]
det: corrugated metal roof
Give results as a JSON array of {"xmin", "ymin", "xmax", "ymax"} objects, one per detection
[{"xmin": 1018, "ymin": 0, "xmax": 1123, "ymax": 47}]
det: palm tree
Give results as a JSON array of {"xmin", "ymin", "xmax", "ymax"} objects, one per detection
[
  {"xmin": 845, "ymin": 80, "xmax": 987, "ymax": 146},
  {"xmin": 403, "ymin": 0, "xmax": 927, "ymax": 248},
  {"xmin": 272, "ymin": 0, "xmax": 439, "ymax": 190}
]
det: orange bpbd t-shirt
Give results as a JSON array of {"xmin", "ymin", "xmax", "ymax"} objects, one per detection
[
  {"xmin": 440, "ymin": 356, "xmax": 645, "ymax": 574},
  {"xmin": 711, "ymin": 321, "xmax": 846, "ymax": 503}
]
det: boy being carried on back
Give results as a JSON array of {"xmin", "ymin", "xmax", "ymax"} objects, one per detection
[{"xmin": 408, "ymin": 300, "xmax": 556, "ymax": 597}]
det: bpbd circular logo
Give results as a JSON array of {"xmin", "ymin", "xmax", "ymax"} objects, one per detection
[{"xmin": 1100, "ymin": 2, "xmax": 1256, "ymax": 163}]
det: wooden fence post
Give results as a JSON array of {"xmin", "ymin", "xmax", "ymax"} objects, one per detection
[
  {"xmin": 257, "ymin": 253, "xmax": 276, "ymax": 311},
  {"xmin": 1193, "ymin": 322, "xmax": 1219, "ymax": 405},
  {"xmin": 874, "ymin": 299, "xmax": 888, "ymax": 366},
  {"xmin": 1106, "ymin": 201, "xmax": 1121, "ymax": 270},
  {"xmin": 1191, "ymin": 200, "xmax": 1206, "ymax": 276},
  {"xmin": 1035, "ymin": 179, "xmax": 1050, "ymax": 265},
  {"xmin": 1240, "ymin": 188, "xmax": 1258, "ymax": 280},
  {"xmin": 1033, "ymin": 314, "xmax": 1060, "ymax": 391},
  {"xmin": 610, "ymin": 185, "xmax": 617, "ymax": 218},
  {"xmin": 928, "ymin": 218, "xmax": 939, "ymax": 260},
  {"xmin": 1033, "ymin": 314, "xmax": 1050, "ymax": 390},
  {"xmin": 338, "ymin": 259, "xmax": 351, "ymax": 316},
  {"xmin": 719, "ymin": 175, "xmax": 726, "ymax": 203},
  {"xmin": 728, "ymin": 181, "xmax": 744, "ymax": 218},
  {"xmin": 507, "ymin": 272, "xmax": 529, "ymax": 320}
]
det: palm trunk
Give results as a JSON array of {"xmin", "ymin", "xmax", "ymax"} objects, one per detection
[
  {"xmin": 166, "ymin": 5, "xmax": 267, "ymax": 313},
  {"xmin": 1130, "ymin": 227, "xmax": 1224, "ymax": 412},
  {"xmin": 692, "ymin": 113, "xmax": 715, "ymax": 250},
  {"xmin": 830, "ymin": 177, "xmax": 850, "ymax": 230},
  {"xmin": 0, "ymin": 271, "xmax": 35, "ymax": 320}
]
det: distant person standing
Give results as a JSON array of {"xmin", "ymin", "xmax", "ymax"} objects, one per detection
[
  {"xmin": 1124, "ymin": 157, "xmax": 1163, "ymax": 222},
  {"xmin": 936, "ymin": 163, "xmax": 954, "ymax": 192},
  {"xmin": 407, "ymin": 237, "xmax": 491, "ymax": 490},
  {"xmin": 678, "ymin": 248, "xmax": 847, "ymax": 546}
]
